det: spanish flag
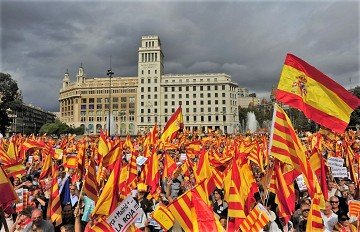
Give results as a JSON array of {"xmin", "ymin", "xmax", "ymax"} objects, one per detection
[
  {"xmin": 276, "ymin": 53, "xmax": 360, "ymax": 133},
  {"xmin": 160, "ymin": 106, "xmax": 184, "ymax": 142},
  {"xmin": 0, "ymin": 166, "xmax": 20, "ymax": 206},
  {"xmin": 152, "ymin": 203, "xmax": 175, "ymax": 231}
]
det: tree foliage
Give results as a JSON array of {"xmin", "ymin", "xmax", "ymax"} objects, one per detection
[
  {"xmin": 39, "ymin": 120, "xmax": 84, "ymax": 136},
  {"xmin": 348, "ymin": 86, "xmax": 360, "ymax": 129},
  {"xmin": 0, "ymin": 73, "xmax": 21, "ymax": 134}
]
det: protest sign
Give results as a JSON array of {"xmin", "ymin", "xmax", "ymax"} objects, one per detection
[
  {"xmin": 327, "ymin": 156, "xmax": 344, "ymax": 168},
  {"xmin": 136, "ymin": 156, "xmax": 147, "ymax": 166},
  {"xmin": 106, "ymin": 195, "xmax": 144, "ymax": 232},
  {"xmin": 295, "ymin": 175, "xmax": 307, "ymax": 192},
  {"xmin": 331, "ymin": 167, "xmax": 348, "ymax": 178}
]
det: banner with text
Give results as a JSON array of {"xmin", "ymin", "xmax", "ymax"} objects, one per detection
[{"xmin": 106, "ymin": 194, "xmax": 143, "ymax": 232}]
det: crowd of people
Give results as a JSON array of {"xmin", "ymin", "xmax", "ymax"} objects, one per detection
[{"xmin": 1, "ymin": 129, "xmax": 360, "ymax": 232}]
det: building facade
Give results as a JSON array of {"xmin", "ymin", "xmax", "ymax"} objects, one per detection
[
  {"xmin": 59, "ymin": 35, "xmax": 240, "ymax": 135},
  {"xmin": 7, "ymin": 103, "xmax": 56, "ymax": 136}
]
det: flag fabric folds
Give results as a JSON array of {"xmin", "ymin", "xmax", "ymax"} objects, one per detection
[
  {"xmin": 160, "ymin": 106, "xmax": 184, "ymax": 142},
  {"xmin": 239, "ymin": 203, "xmax": 271, "ymax": 232},
  {"xmin": 83, "ymin": 157, "xmax": 99, "ymax": 203},
  {"xmin": 48, "ymin": 165, "xmax": 62, "ymax": 226},
  {"xmin": 152, "ymin": 203, "xmax": 175, "ymax": 231},
  {"xmin": 276, "ymin": 53, "xmax": 360, "ymax": 133},
  {"xmin": 0, "ymin": 166, "xmax": 20, "ymax": 206}
]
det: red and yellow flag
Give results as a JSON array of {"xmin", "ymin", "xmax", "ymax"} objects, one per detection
[
  {"xmin": 276, "ymin": 53, "xmax": 360, "ymax": 133},
  {"xmin": 0, "ymin": 166, "xmax": 20, "ymax": 206},
  {"xmin": 83, "ymin": 157, "xmax": 99, "ymax": 203},
  {"xmin": 160, "ymin": 106, "xmax": 184, "ymax": 142},
  {"xmin": 239, "ymin": 203, "xmax": 271, "ymax": 232},
  {"xmin": 152, "ymin": 203, "xmax": 175, "ymax": 231},
  {"xmin": 48, "ymin": 165, "xmax": 62, "ymax": 226}
]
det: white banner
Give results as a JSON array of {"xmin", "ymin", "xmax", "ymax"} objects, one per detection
[
  {"xmin": 295, "ymin": 175, "xmax": 307, "ymax": 192},
  {"xmin": 106, "ymin": 195, "xmax": 143, "ymax": 232},
  {"xmin": 327, "ymin": 156, "xmax": 344, "ymax": 168},
  {"xmin": 331, "ymin": 167, "xmax": 348, "ymax": 178}
]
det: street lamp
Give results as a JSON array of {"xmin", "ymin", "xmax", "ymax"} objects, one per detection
[{"xmin": 107, "ymin": 68, "xmax": 114, "ymax": 135}]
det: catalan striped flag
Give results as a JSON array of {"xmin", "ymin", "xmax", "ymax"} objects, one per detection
[
  {"xmin": 269, "ymin": 104, "xmax": 316, "ymax": 197},
  {"xmin": 306, "ymin": 178, "xmax": 325, "ymax": 230},
  {"xmin": 39, "ymin": 153, "xmax": 52, "ymax": 180},
  {"xmin": 271, "ymin": 161, "xmax": 295, "ymax": 224},
  {"xmin": 195, "ymin": 147, "xmax": 212, "ymax": 182},
  {"xmin": 92, "ymin": 158, "xmax": 122, "ymax": 217},
  {"xmin": 224, "ymin": 153, "xmax": 246, "ymax": 219},
  {"xmin": 167, "ymin": 188, "xmax": 193, "ymax": 231},
  {"xmin": 98, "ymin": 130, "xmax": 109, "ymax": 158},
  {"xmin": 309, "ymin": 148, "xmax": 329, "ymax": 200},
  {"xmin": 83, "ymin": 157, "xmax": 99, "ymax": 203},
  {"xmin": 185, "ymin": 140, "xmax": 201, "ymax": 159},
  {"xmin": 126, "ymin": 152, "xmax": 138, "ymax": 191},
  {"xmin": 239, "ymin": 203, "xmax": 271, "ymax": 232},
  {"xmin": 123, "ymin": 133, "xmax": 134, "ymax": 152},
  {"xmin": 48, "ymin": 165, "xmax": 62, "ymax": 226},
  {"xmin": 145, "ymin": 147, "xmax": 160, "ymax": 194},
  {"xmin": 162, "ymin": 152, "xmax": 177, "ymax": 181},
  {"xmin": 276, "ymin": 53, "xmax": 360, "ymax": 133},
  {"xmin": 160, "ymin": 106, "xmax": 184, "ymax": 142},
  {"xmin": 152, "ymin": 203, "xmax": 175, "ymax": 231},
  {"xmin": 349, "ymin": 200, "xmax": 360, "ymax": 218},
  {"xmin": 102, "ymin": 141, "xmax": 122, "ymax": 169}
]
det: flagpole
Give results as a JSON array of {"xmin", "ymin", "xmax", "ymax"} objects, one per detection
[{"xmin": 0, "ymin": 207, "xmax": 9, "ymax": 232}]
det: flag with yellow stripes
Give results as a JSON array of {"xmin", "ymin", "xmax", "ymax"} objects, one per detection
[
  {"xmin": 239, "ymin": 203, "xmax": 271, "ymax": 232},
  {"xmin": 349, "ymin": 200, "xmax": 360, "ymax": 218}
]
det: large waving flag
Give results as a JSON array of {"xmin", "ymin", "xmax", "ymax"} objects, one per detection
[
  {"xmin": 92, "ymin": 158, "xmax": 122, "ymax": 217},
  {"xmin": 48, "ymin": 165, "xmax": 62, "ymax": 226},
  {"xmin": 83, "ymin": 157, "xmax": 99, "ymax": 203},
  {"xmin": 160, "ymin": 106, "xmax": 184, "ymax": 142},
  {"xmin": 276, "ymin": 53, "xmax": 360, "ymax": 133},
  {"xmin": 0, "ymin": 166, "xmax": 20, "ymax": 206}
]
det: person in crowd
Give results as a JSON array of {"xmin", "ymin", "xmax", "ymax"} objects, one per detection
[
  {"xmin": 333, "ymin": 212, "xmax": 357, "ymax": 232},
  {"xmin": 328, "ymin": 179, "xmax": 338, "ymax": 198},
  {"xmin": 23, "ymin": 209, "xmax": 54, "ymax": 232},
  {"xmin": 69, "ymin": 185, "xmax": 79, "ymax": 208},
  {"xmin": 55, "ymin": 203, "xmax": 75, "ymax": 232},
  {"xmin": 292, "ymin": 202, "xmax": 310, "ymax": 232},
  {"xmin": 321, "ymin": 200, "xmax": 338, "ymax": 232},
  {"xmin": 348, "ymin": 182, "xmax": 359, "ymax": 200},
  {"xmin": 212, "ymin": 189, "xmax": 228, "ymax": 218},
  {"xmin": 9, "ymin": 209, "xmax": 32, "ymax": 232},
  {"xmin": 336, "ymin": 178, "xmax": 349, "ymax": 197},
  {"xmin": 330, "ymin": 196, "xmax": 345, "ymax": 216}
]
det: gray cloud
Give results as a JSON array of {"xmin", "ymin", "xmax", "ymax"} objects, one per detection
[{"xmin": 1, "ymin": 1, "xmax": 359, "ymax": 111}]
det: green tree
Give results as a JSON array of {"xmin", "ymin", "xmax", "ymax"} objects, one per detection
[
  {"xmin": 39, "ymin": 120, "xmax": 84, "ymax": 136},
  {"xmin": 348, "ymin": 86, "xmax": 360, "ymax": 129},
  {"xmin": 0, "ymin": 73, "xmax": 21, "ymax": 134}
]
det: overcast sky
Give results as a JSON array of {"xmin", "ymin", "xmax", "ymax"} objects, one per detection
[{"xmin": 1, "ymin": 0, "xmax": 359, "ymax": 112}]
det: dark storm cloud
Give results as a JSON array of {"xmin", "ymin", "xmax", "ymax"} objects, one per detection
[{"xmin": 1, "ymin": 1, "xmax": 359, "ymax": 111}]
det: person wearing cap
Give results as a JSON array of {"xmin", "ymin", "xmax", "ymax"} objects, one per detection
[{"xmin": 332, "ymin": 212, "xmax": 357, "ymax": 232}]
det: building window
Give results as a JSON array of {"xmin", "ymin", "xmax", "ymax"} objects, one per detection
[
  {"xmin": 154, "ymin": 94, "xmax": 157, "ymax": 99},
  {"xmin": 81, "ymin": 105, "xmax": 86, "ymax": 109},
  {"xmin": 222, "ymin": 93, "xmax": 226, "ymax": 97},
  {"xmin": 193, "ymin": 101, "xmax": 196, "ymax": 105},
  {"xmin": 200, "ymin": 86, "xmax": 203, "ymax": 91},
  {"xmin": 165, "ymin": 102, "xmax": 168, "ymax": 106},
  {"xmin": 141, "ymin": 117, "xmax": 144, "ymax": 123},
  {"xmin": 141, "ymin": 102, "xmax": 144, "ymax": 106},
  {"xmin": 97, "ymin": 104, "xmax": 102, "ymax": 109},
  {"xmin": 222, "ymin": 100, "xmax": 226, "ymax": 104},
  {"xmin": 201, "ymin": 116, "xmax": 204, "ymax": 122},
  {"xmin": 193, "ymin": 86, "xmax": 196, "ymax": 91},
  {"xmin": 194, "ymin": 116, "xmax": 197, "ymax": 122},
  {"xmin": 172, "ymin": 87, "xmax": 175, "ymax": 92},
  {"xmin": 164, "ymin": 87, "xmax": 168, "ymax": 92},
  {"xmin": 113, "ymin": 97, "xmax": 118, "ymax": 102},
  {"xmin": 207, "ymin": 93, "xmax": 211, "ymax": 97},
  {"xmin": 165, "ymin": 108, "xmax": 168, "ymax": 113},
  {"xmin": 215, "ymin": 100, "xmax": 218, "ymax": 104},
  {"xmin": 222, "ymin": 85, "xmax": 225, "ymax": 90},
  {"xmin": 141, "ymin": 79, "xmax": 144, "ymax": 84},
  {"xmin": 208, "ymin": 115, "xmax": 211, "ymax": 121},
  {"xmin": 129, "ymin": 103, "xmax": 135, "ymax": 108},
  {"xmin": 186, "ymin": 86, "xmax": 189, "ymax": 91},
  {"xmin": 148, "ymin": 78, "xmax": 151, "ymax": 83},
  {"xmin": 154, "ymin": 87, "xmax": 157, "ymax": 91},
  {"xmin": 148, "ymin": 70, "xmax": 150, "ymax": 75},
  {"xmin": 215, "ymin": 86, "xmax": 218, "ymax": 90},
  {"xmin": 148, "ymin": 87, "xmax": 151, "ymax": 92},
  {"xmin": 215, "ymin": 93, "xmax": 218, "ymax": 97},
  {"xmin": 141, "ymin": 87, "xmax": 144, "ymax": 92},
  {"xmin": 113, "ymin": 104, "xmax": 118, "ymax": 109},
  {"xmin": 179, "ymin": 87, "xmax": 182, "ymax": 91}
]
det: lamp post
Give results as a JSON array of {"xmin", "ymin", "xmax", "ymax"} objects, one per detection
[{"xmin": 107, "ymin": 68, "xmax": 114, "ymax": 135}]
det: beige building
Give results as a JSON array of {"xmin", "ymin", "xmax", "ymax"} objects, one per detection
[{"xmin": 59, "ymin": 35, "xmax": 241, "ymax": 135}]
